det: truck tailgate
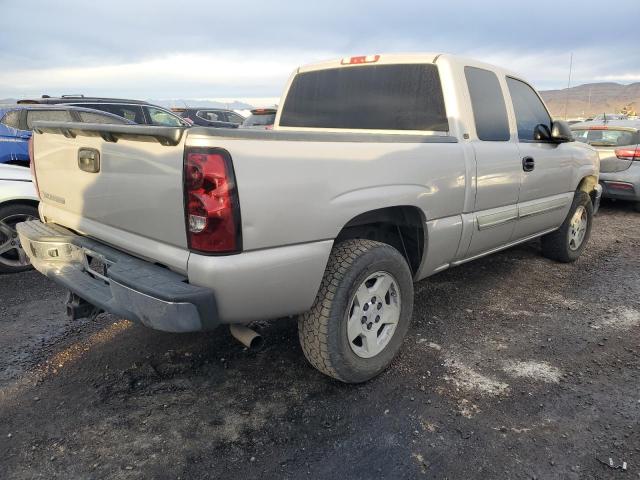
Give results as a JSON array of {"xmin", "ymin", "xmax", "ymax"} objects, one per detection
[{"xmin": 31, "ymin": 123, "xmax": 189, "ymax": 273}]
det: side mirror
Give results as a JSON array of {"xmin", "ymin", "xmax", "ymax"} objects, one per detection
[
  {"xmin": 534, "ymin": 123, "xmax": 552, "ymax": 141},
  {"xmin": 550, "ymin": 120, "xmax": 574, "ymax": 143}
]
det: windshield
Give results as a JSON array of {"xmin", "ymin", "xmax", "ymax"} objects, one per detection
[
  {"xmin": 243, "ymin": 113, "xmax": 276, "ymax": 127},
  {"xmin": 572, "ymin": 128, "xmax": 638, "ymax": 147}
]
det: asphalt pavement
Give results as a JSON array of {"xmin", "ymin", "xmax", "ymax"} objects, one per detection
[{"xmin": 0, "ymin": 200, "xmax": 638, "ymax": 479}]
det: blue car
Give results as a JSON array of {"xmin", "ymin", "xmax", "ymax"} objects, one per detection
[{"xmin": 0, "ymin": 105, "xmax": 132, "ymax": 167}]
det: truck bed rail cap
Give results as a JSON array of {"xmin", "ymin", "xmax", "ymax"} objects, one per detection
[
  {"xmin": 32, "ymin": 121, "xmax": 186, "ymax": 146},
  {"xmin": 188, "ymin": 128, "xmax": 457, "ymax": 144}
]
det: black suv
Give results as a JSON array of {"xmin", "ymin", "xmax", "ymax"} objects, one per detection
[{"xmin": 17, "ymin": 96, "xmax": 189, "ymax": 127}]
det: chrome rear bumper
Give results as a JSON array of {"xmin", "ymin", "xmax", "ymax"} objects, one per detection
[{"xmin": 16, "ymin": 220, "xmax": 218, "ymax": 332}]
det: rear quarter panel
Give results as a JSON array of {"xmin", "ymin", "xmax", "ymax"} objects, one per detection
[{"xmin": 187, "ymin": 132, "xmax": 468, "ymax": 252}]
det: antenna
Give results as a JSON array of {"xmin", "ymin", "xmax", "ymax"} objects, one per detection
[{"xmin": 563, "ymin": 53, "xmax": 573, "ymax": 120}]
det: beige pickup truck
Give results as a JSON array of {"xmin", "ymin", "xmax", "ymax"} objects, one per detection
[{"xmin": 19, "ymin": 53, "xmax": 600, "ymax": 382}]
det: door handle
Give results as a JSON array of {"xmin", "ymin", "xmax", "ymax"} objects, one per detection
[{"xmin": 522, "ymin": 156, "xmax": 535, "ymax": 172}]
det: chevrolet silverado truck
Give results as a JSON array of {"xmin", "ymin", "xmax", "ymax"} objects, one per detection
[{"xmin": 18, "ymin": 53, "xmax": 601, "ymax": 383}]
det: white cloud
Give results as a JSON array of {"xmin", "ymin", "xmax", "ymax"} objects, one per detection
[{"xmin": 0, "ymin": 52, "xmax": 332, "ymax": 99}]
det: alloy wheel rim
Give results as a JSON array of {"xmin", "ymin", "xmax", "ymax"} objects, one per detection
[
  {"xmin": 346, "ymin": 271, "xmax": 401, "ymax": 359},
  {"xmin": 0, "ymin": 214, "xmax": 36, "ymax": 268},
  {"xmin": 568, "ymin": 206, "xmax": 588, "ymax": 251}
]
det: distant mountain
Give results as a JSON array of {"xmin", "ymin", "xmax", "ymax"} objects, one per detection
[{"xmin": 540, "ymin": 82, "xmax": 640, "ymax": 119}]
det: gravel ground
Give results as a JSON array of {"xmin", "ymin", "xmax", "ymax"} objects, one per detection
[{"xmin": 0, "ymin": 200, "xmax": 638, "ymax": 479}]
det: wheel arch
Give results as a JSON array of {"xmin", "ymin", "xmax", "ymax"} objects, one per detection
[
  {"xmin": 0, "ymin": 198, "xmax": 39, "ymax": 210},
  {"xmin": 334, "ymin": 205, "xmax": 426, "ymax": 275},
  {"xmin": 577, "ymin": 175, "xmax": 598, "ymax": 204}
]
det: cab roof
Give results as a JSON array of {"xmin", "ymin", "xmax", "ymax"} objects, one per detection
[{"xmin": 295, "ymin": 52, "xmax": 525, "ymax": 81}]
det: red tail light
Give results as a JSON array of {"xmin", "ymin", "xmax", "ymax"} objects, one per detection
[
  {"xmin": 615, "ymin": 147, "xmax": 640, "ymax": 161},
  {"xmin": 606, "ymin": 181, "xmax": 634, "ymax": 191},
  {"xmin": 265, "ymin": 124, "xmax": 274, "ymax": 130},
  {"xmin": 28, "ymin": 135, "xmax": 41, "ymax": 199},
  {"xmin": 183, "ymin": 148, "xmax": 241, "ymax": 253}
]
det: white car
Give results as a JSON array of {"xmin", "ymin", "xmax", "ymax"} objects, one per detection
[{"xmin": 0, "ymin": 164, "xmax": 38, "ymax": 273}]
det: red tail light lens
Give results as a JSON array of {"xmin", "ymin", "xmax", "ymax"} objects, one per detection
[
  {"xmin": 28, "ymin": 135, "xmax": 41, "ymax": 199},
  {"xmin": 606, "ymin": 181, "xmax": 634, "ymax": 191},
  {"xmin": 615, "ymin": 147, "xmax": 640, "ymax": 161},
  {"xmin": 183, "ymin": 148, "xmax": 241, "ymax": 253}
]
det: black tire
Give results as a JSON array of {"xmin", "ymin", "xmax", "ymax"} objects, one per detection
[
  {"xmin": 541, "ymin": 191, "xmax": 593, "ymax": 263},
  {"xmin": 0, "ymin": 203, "xmax": 38, "ymax": 274},
  {"xmin": 634, "ymin": 201, "xmax": 640, "ymax": 213},
  {"xmin": 298, "ymin": 239, "xmax": 414, "ymax": 383}
]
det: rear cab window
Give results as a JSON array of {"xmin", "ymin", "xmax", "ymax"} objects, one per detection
[
  {"xmin": 243, "ymin": 113, "xmax": 276, "ymax": 127},
  {"xmin": 279, "ymin": 63, "xmax": 448, "ymax": 132},
  {"xmin": 26, "ymin": 110, "xmax": 73, "ymax": 129}
]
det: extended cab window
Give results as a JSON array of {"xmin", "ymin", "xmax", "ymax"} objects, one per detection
[
  {"xmin": 280, "ymin": 64, "xmax": 448, "ymax": 131},
  {"xmin": 26, "ymin": 110, "xmax": 73, "ymax": 129},
  {"xmin": 506, "ymin": 77, "xmax": 551, "ymax": 141},
  {"xmin": 464, "ymin": 66, "xmax": 510, "ymax": 141}
]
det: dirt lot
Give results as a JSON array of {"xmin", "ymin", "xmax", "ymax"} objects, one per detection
[{"xmin": 0, "ymin": 201, "xmax": 638, "ymax": 480}]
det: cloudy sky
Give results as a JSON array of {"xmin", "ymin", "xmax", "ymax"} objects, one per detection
[{"xmin": 1, "ymin": 0, "xmax": 639, "ymax": 103}]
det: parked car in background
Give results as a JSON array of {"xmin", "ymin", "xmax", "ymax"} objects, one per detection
[
  {"xmin": 20, "ymin": 53, "xmax": 600, "ymax": 383},
  {"xmin": 572, "ymin": 120, "xmax": 640, "ymax": 211},
  {"xmin": 174, "ymin": 108, "xmax": 244, "ymax": 127},
  {"xmin": 240, "ymin": 107, "xmax": 277, "ymax": 129},
  {"xmin": 591, "ymin": 113, "xmax": 628, "ymax": 122},
  {"xmin": 0, "ymin": 105, "xmax": 133, "ymax": 167},
  {"xmin": 0, "ymin": 164, "xmax": 38, "ymax": 273},
  {"xmin": 17, "ymin": 96, "xmax": 189, "ymax": 127}
]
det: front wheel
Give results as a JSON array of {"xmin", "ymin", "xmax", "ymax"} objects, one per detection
[
  {"xmin": 541, "ymin": 191, "xmax": 593, "ymax": 263},
  {"xmin": 298, "ymin": 239, "xmax": 414, "ymax": 383}
]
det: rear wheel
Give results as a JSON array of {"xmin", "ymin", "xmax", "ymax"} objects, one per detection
[
  {"xmin": 0, "ymin": 203, "xmax": 38, "ymax": 274},
  {"xmin": 541, "ymin": 191, "xmax": 593, "ymax": 263},
  {"xmin": 298, "ymin": 239, "xmax": 414, "ymax": 383},
  {"xmin": 634, "ymin": 201, "xmax": 640, "ymax": 213}
]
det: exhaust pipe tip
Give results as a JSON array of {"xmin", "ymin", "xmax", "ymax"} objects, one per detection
[{"xmin": 229, "ymin": 324, "xmax": 264, "ymax": 350}]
